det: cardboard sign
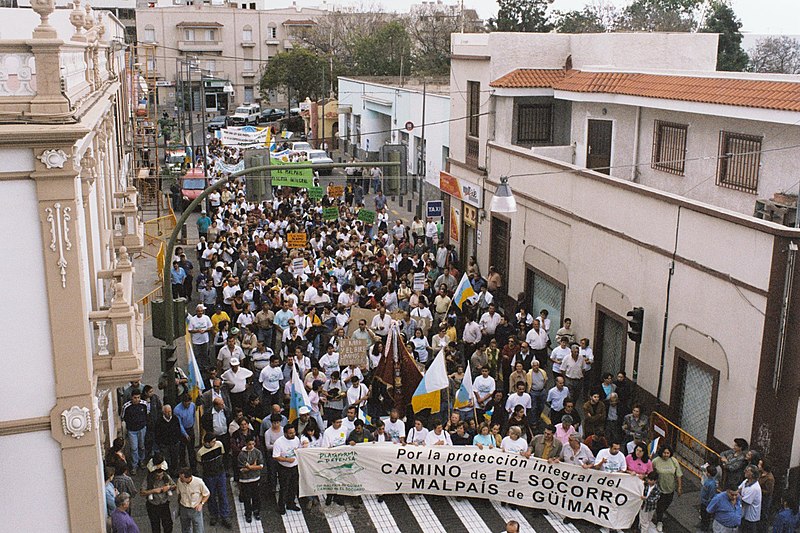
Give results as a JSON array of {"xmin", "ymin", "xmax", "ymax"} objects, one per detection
[
  {"xmin": 308, "ymin": 186, "xmax": 324, "ymax": 200},
  {"xmin": 327, "ymin": 185, "xmax": 344, "ymax": 198},
  {"xmin": 323, "ymin": 206, "xmax": 339, "ymax": 221},
  {"xmin": 413, "ymin": 272, "xmax": 425, "ymax": 292},
  {"xmin": 338, "ymin": 338, "xmax": 370, "ymax": 368},
  {"xmin": 292, "ymin": 257, "xmax": 305, "ymax": 276},
  {"xmin": 358, "ymin": 209, "xmax": 376, "ymax": 224},
  {"xmin": 287, "ymin": 232, "xmax": 307, "ymax": 249},
  {"xmin": 347, "ymin": 308, "xmax": 378, "ymax": 336}
]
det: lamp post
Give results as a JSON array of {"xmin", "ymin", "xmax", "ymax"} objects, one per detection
[{"xmin": 159, "ymin": 160, "xmax": 401, "ymax": 405}]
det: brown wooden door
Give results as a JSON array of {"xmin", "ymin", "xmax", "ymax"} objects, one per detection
[{"xmin": 587, "ymin": 119, "xmax": 613, "ymax": 174}]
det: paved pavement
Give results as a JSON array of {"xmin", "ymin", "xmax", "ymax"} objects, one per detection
[{"xmin": 126, "ymin": 169, "xmax": 696, "ymax": 533}]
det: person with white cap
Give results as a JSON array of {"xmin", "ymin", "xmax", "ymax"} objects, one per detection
[
  {"xmin": 188, "ymin": 304, "xmax": 214, "ymax": 372},
  {"xmin": 220, "ymin": 357, "xmax": 252, "ymax": 410}
]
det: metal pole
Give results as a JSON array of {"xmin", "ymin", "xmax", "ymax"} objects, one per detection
[
  {"xmin": 176, "ymin": 58, "xmax": 186, "ymax": 155},
  {"xmin": 417, "ymin": 81, "xmax": 427, "ymax": 219},
  {"xmin": 199, "ymin": 74, "xmax": 208, "ymax": 179},
  {"xmin": 186, "ymin": 59, "xmax": 195, "ymax": 163},
  {"xmin": 321, "ymin": 66, "xmax": 325, "ymax": 152},
  {"xmin": 631, "ymin": 342, "xmax": 642, "ymax": 384}
]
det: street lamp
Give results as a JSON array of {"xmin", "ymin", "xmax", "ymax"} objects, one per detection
[{"xmin": 490, "ymin": 176, "xmax": 517, "ymax": 213}]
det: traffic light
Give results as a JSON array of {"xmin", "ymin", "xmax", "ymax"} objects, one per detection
[{"xmin": 627, "ymin": 307, "xmax": 644, "ymax": 343}]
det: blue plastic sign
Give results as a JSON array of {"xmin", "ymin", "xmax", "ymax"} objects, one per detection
[{"xmin": 426, "ymin": 200, "xmax": 443, "ymax": 218}]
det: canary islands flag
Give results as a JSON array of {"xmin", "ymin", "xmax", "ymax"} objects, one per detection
[
  {"xmin": 411, "ymin": 350, "xmax": 449, "ymax": 413},
  {"xmin": 453, "ymin": 273, "xmax": 476, "ymax": 310},
  {"xmin": 288, "ymin": 363, "xmax": 311, "ymax": 423},
  {"xmin": 184, "ymin": 333, "xmax": 205, "ymax": 402},
  {"xmin": 454, "ymin": 361, "xmax": 474, "ymax": 409}
]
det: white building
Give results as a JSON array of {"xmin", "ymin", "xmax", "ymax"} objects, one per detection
[
  {"xmin": 447, "ymin": 31, "xmax": 800, "ymax": 487},
  {"xmin": 338, "ymin": 76, "xmax": 451, "ymax": 215},
  {"xmin": 0, "ymin": 6, "xmax": 144, "ymax": 531}
]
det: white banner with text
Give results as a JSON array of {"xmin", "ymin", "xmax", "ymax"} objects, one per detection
[{"xmin": 297, "ymin": 443, "xmax": 642, "ymax": 530}]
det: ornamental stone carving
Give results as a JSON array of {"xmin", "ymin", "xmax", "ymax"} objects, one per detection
[
  {"xmin": 30, "ymin": 0, "xmax": 56, "ymax": 37},
  {"xmin": 38, "ymin": 148, "xmax": 69, "ymax": 169},
  {"xmin": 61, "ymin": 405, "xmax": 91, "ymax": 439},
  {"xmin": 69, "ymin": 0, "xmax": 86, "ymax": 41}
]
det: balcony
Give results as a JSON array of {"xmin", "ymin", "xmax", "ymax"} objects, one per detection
[
  {"xmin": 90, "ymin": 247, "xmax": 144, "ymax": 388},
  {"xmin": 466, "ymin": 136, "xmax": 480, "ymax": 167},
  {"xmin": 177, "ymin": 40, "xmax": 224, "ymax": 52},
  {"xmin": 240, "ymin": 40, "xmax": 255, "ymax": 48},
  {"xmin": 111, "ymin": 186, "xmax": 144, "ymax": 253},
  {"xmin": 241, "ymin": 70, "xmax": 256, "ymax": 78}
]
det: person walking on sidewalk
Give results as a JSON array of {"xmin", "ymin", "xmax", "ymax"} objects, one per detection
[
  {"xmin": 237, "ymin": 435, "xmax": 263, "ymax": 523},
  {"xmin": 177, "ymin": 468, "xmax": 210, "ymax": 533},
  {"xmin": 652, "ymin": 444, "xmax": 683, "ymax": 532}
]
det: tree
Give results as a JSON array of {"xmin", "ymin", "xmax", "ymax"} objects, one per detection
[
  {"xmin": 258, "ymin": 48, "xmax": 328, "ymax": 103},
  {"xmin": 491, "ymin": 0, "xmax": 553, "ymax": 33},
  {"xmin": 748, "ymin": 36, "xmax": 800, "ymax": 74},
  {"xmin": 553, "ymin": 6, "xmax": 609, "ymax": 33},
  {"xmin": 616, "ymin": 0, "xmax": 703, "ymax": 32},
  {"xmin": 700, "ymin": 1, "xmax": 748, "ymax": 71},
  {"xmin": 352, "ymin": 21, "xmax": 412, "ymax": 77},
  {"xmin": 407, "ymin": 4, "xmax": 483, "ymax": 76}
]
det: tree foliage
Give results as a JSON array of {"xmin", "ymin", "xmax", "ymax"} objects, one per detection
[
  {"xmin": 352, "ymin": 21, "xmax": 412, "ymax": 77},
  {"xmin": 553, "ymin": 5, "xmax": 609, "ymax": 33},
  {"xmin": 748, "ymin": 36, "xmax": 800, "ymax": 74},
  {"xmin": 258, "ymin": 48, "xmax": 328, "ymax": 103},
  {"xmin": 700, "ymin": 1, "xmax": 748, "ymax": 71},
  {"xmin": 616, "ymin": 0, "xmax": 703, "ymax": 32},
  {"xmin": 491, "ymin": 0, "xmax": 553, "ymax": 33},
  {"xmin": 407, "ymin": 4, "xmax": 482, "ymax": 76}
]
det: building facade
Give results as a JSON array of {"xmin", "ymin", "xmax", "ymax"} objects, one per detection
[
  {"xmin": 135, "ymin": 4, "xmax": 324, "ymax": 112},
  {"xmin": 0, "ymin": 5, "xmax": 144, "ymax": 531},
  {"xmin": 447, "ymin": 32, "xmax": 800, "ymax": 489}
]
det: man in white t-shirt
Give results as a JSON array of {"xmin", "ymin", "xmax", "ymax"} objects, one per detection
[
  {"xmin": 424, "ymin": 422, "xmax": 452, "ymax": 446},
  {"xmin": 384, "ymin": 409, "xmax": 405, "ymax": 444},
  {"xmin": 318, "ymin": 345, "xmax": 341, "ymax": 378},
  {"xmin": 594, "ymin": 441, "xmax": 627, "ymax": 473},
  {"xmin": 550, "ymin": 336, "xmax": 572, "ymax": 377},
  {"xmin": 473, "ymin": 367, "xmax": 496, "ymax": 413},
  {"xmin": 258, "ymin": 356, "xmax": 284, "ymax": 407},
  {"xmin": 272, "ymin": 425, "xmax": 304, "ymax": 514},
  {"xmin": 188, "ymin": 304, "xmax": 214, "ymax": 371},
  {"xmin": 346, "ymin": 376, "xmax": 369, "ymax": 408},
  {"xmin": 321, "ymin": 417, "xmax": 348, "ymax": 506},
  {"xmin": 505, "ymin": 381, "xmax": 533, "ymax": 416}
]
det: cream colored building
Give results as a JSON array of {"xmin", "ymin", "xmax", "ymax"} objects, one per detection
[
  {"xmin": 447, "ymin": 32, "xmax": 800, "ymax": 488},
  {"xmin": 0, "ymin": 5, "xmax": 144, "ymax": 531},
  {"xmin": 135, "ymin": 3, "xmax": 324, "ymax": 111}
]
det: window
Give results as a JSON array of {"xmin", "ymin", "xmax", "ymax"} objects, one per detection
[
  {"xmin": 184, "ymin": 29, "xmax": 195, "ymax": 41},
  {"xmin": 205, "ymin": 59, "xmax": 216, "ymax": 72},
  {"xmin": 243, "ymin": 59, "xmax": 253, "ymax": 71},
  {"xmin": 517, "ymin": 104, "xmax": 553, "ymax": 144},
  {"xmin": 652, "ymin": 120, "xmax": 688, "ymax": 175},
  {"xmin": 243, "ymin": 86, "xmax": 254, "ymax": 102},
  {"xmin": 205, "ymin": 29, "xmax": 216, "ymax": 41},
  {"xmin": 268, "ymin": 25, "xmax": 277, "ymax": 39},
  {"xmin": 467, "ymin": 81, "xmax": 480, "ymax": 138},
  {"xmin": 146, "ymin": 58, "xmax": 156, "ymax": 71},
  {"xmin": 716, "ymin": 131, "xmax": 762, "ymax": 193},
  {"xmin": 143, "ymin": 25, "xmax": 155, "ymax": 43},
  {"xmin": 242, "ymin": 27, "xmax": 252, "ymax": 41}
]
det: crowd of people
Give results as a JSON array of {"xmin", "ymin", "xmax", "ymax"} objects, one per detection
[{"xmin": 107, "ymin": 140, "xmax": 796, "ymax": 533}]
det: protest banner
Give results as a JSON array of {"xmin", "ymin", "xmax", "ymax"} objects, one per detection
[
  {"xmin": 298, "ymin": 443, "xmax": 641, "ymax": 530},
  {"xmin": 287, "ymin": 232, "xmax": 307, "ymax": 249},
  {"xmin": 292, "ymin": 257, "xmax": 305, "ymax": 276},
  {"xmin": 218, "ymin": 126, "xmax": 268, "ymax": 147},
  {"xmin": 327, "ymin": 185, "xmax": 344, "ymax": 198},
  {"xmin": 323, "ymin": 207, "xmax": 339, "ymax": 221},
  {"xmin": 413, "ymin": 272, "xmax": 425, "ymax": 291},
  {"xmin": 347, "ymin": 308, "xmax": 377, "ymax": 336},
  {"xmin": 270, "ymin": 157, "xmax": 314, "ymax": 188},
  {"xmin": 338, "ymin": 338, "xmax": 369, "ymax": 367},
  {"xmin": 213, "ymin": 158, "xmax": 245, "ymax": 175},
  {"xmin": 308, "ymin": 186, "xmax": 324, "ymax": 200},
  {"xmin": 357, "ymin": 209, "xmax": 376, "ymax": 224}
]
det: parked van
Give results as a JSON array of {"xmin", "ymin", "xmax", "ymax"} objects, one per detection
[{"xmin": 227, "ymin": 103, "xmax": 261, "ymax": 126}]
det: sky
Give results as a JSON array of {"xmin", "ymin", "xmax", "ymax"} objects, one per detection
[{"xmin": 282, "ymin": 0, "xmax": 800, "ymax": 35}]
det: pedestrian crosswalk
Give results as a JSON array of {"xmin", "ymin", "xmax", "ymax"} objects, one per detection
[{"xmin": 252, "ymin": 490, "xmax": 608, "ymax": 533}]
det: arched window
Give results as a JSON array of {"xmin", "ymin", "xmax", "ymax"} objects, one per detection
[
  {"xmin": 242, "ymin": 25, "xmax": 252, "ymax": 42},
  {"xmin": 267, "ymin": 23, "xmax": 277, "ymax": 40},
  {"xmin": 143, "ymin": 25, "xmax": 155, "ymax": 43}
]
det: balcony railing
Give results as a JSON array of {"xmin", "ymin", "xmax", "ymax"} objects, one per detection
[
  {"xmin": 111, "ymin": 186, "xmax": 144, "ymax": 253},
  {"xmin": 466, "ymin": 136, "xmax": 480, "ymax": 167},
  {"xmin": 177, "ymin": 40, "xmax": 224, "ymax": 52}
]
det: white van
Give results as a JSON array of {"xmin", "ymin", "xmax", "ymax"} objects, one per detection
[{"xmin": 228, "ymin": 103, "xmax": 261, "ymax": 126}]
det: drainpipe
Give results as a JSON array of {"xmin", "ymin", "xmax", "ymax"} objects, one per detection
[
  {"xmin": 774, "ymin": 240, "xmax": 797, "ymax": 391},
  {"xmin": 631, "ymin": 106, "xmax": 641, "ymax": 182}
]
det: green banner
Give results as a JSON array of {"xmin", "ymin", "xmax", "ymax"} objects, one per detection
[
  {"xmin": 308, "ymin": 186, "xmax": 324, "ymax": 200},
  {"xmin": 358, "ymin": 209, "xmax": 376, "ymax": 224},
  {"xmin": 270, "ymin": 157, "xmax": 314, "ymax": 188},
  {"xmin": 323, "ymin": 207, "xmax": 339, "ymax": 221}
]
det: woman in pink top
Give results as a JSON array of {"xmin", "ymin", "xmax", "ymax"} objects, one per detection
[{"xmin": 626, "ymin": 443, "xmax": 654, "ymax": 478}]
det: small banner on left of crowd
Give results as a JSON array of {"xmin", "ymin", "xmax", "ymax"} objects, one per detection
[{"xmin": 297, "ymin": 444, "xmax": 642, "ymax": 531}]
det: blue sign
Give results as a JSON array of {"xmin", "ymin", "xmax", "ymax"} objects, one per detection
[{"xmin": 426, "ymin": 200, "xmax": 443, "ymax": 218}]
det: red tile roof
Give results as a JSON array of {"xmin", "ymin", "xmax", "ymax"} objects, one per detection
[
  {"xmin": 489, "ymin": 69, "xmax": 567, "ymax": 89},
  {"xmin": 489, "ymin": 68, "xmax": 800, "ymax": 113}
]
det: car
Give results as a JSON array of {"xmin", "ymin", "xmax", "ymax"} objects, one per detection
[
  {"xmin": 179, "ymin": 168, "xmax": 207, "ymax": 210},
  {"xmin": 306, "ymin": 149, "xmax": 334, "ymax": 176},
  {"xmin": 227, "ymin": 103, "xmax": 260, "ymax": 126},
  {"xmin": 207, "ymin": 115, "xmax": 226, "ymax": 132},
  {"xmin": 165, "ymin": 149, "xmax": 187, "ymax": 172},
  {"xmin": 290, "ymin": 141, "xmax": 313, "ymax": 153},
  {"xmin": 258, "ymin": 108, "xmax": 286, "ymax": 123},
  {"xmin": 289, "ymin": 107, "xmax": 301, "ymax": 116}
]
